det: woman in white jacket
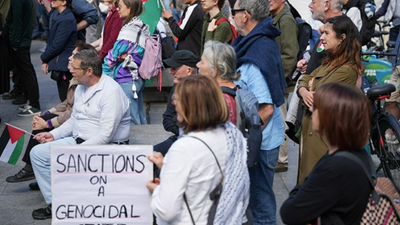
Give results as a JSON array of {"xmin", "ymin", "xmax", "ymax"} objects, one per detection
[{"xmin": 147, "ymin": 75, "xmax": 250, "ymax": 225}]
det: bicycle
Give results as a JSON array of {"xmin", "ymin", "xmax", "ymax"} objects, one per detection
[{"xmin": 367, "ymin": 83, "xmax": 400, "ymax": 190}]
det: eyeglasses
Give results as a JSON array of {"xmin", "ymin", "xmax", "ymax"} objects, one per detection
[
  {"xmin": 231, "ymin": 8, "xmax": 247, "ymax": 16},
  {"xmin": 69, "ymin": 63, "xmax": 83, "ymax": 72}
]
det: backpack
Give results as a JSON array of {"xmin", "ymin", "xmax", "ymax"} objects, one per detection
[
  {"xmin": 215, "ymin": 17, "xmax": 238, "ymax": 45},
  {"xmin": 221, "ymin": 85, "xmax": 262, "ymax": 168},
  {"xmin": 360, "ymin": 0, "xmax": 377, "ymax": 46},
  {"xmin": 333, "ymin": 152, "xmax": 400, "ymax": 225},
  {"xmin": 137, "ymin": 26, "xmax": 163, "ymax": 80},
  {"xmin": 345, "ymin": 0, "xmax": 376, "ymax": 46},
  {"xmin": 295, "ymin": 17, "xmax": 312, "ymax": 63}
]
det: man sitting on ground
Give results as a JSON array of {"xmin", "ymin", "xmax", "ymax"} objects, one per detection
[{"xmin": 29, "ymin": 50, "xmax": 130, "ymax": 220}]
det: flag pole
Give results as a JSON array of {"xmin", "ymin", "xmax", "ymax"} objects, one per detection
[
  {"xmin": 5, "ymin": 123, "xmax": 35, "ymax": 137},
  {"xmin": 158, "ymin": 0, "xmax": 166, "ymax": 10}
]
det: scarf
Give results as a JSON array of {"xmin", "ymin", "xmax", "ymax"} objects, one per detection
[
  {"xmin": 232, "ymin": 17, "xmax": 286, "ymax": 107},
  {"xmin": 117, "ymin": 16, "xmax": 149, "ymax": 48},
  {"xmin": 213, "ymin": 122, "xmax": 250, "ymax": 225}
]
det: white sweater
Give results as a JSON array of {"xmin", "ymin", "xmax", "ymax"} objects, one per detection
[{"xmin": 151, "ymin": 127, "xmax": 228, "ymax": 225}]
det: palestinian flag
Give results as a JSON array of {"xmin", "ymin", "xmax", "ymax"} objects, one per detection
[
  {"xmin": 0, "ymin": 125, "xmax": 25, "ymax": 165},
  {"xmin": 141, "ymin": 0, "xmax": 162, "ymax": 34}
]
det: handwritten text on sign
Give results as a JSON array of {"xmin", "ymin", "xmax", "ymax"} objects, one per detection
[{"xmin": 51, "ymin": 145, "xmax": 153, "ymax": 225}]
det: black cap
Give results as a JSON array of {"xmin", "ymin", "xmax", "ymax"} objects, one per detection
[{"xmin": 163, "ymin": 50, "xmax": 200, "ymax": 68}]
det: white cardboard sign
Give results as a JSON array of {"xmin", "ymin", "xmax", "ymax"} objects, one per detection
[{"xmin": 51, "ymin": 145, "xmax": 153, "ymax": 225}]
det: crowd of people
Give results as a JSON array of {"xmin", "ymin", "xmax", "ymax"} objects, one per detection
[{"xmin": 0, "ymin": 0, "xmax": 394, "ymax": 224}]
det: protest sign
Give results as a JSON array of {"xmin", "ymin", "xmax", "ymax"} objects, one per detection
[{"xmin": 51, "ymin": 145, "xmax": 153, "ymax": 225}]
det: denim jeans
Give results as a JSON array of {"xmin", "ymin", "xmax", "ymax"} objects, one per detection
[
  {"xmin": 30, "ymin": 137, "xmax": 77, "ymax": 204},
  {"xmin": 119, "ymin": 79, "xmax": 147, "ymax": 125},
  {"xmin": 172, "ymin": 8, "xmax": 181, "ymax": 23},
  {"xmin": 249, "ymin": 147, "xmax": 279, "ymax": 225}
]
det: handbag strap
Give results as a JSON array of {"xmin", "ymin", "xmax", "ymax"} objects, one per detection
[
  {"xmin": 334, "ymin": 151, "xmax": 379, "ymax": 202},
  {"xmin": 182, "ymin": 135, "xmax": 225, "ymax": 225}
]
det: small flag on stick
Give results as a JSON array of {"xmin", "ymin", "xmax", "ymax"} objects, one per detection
[{"xmin": 0, "ymin": 124, "xmax": 27, "ymax": 165}]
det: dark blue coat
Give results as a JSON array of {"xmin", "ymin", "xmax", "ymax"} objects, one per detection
[{"xmin": 41, "ymin": 8, "xmax": 77, "ymax": 72}]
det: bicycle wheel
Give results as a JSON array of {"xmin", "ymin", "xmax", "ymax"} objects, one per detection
[{"xmin": 377, "ymin": 113, "xmax": 400, "ymax": 189}]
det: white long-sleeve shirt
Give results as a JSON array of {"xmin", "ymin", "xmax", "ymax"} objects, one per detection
[
  {"xmin": 51, "ymin": 75, "xmax": 130, "ymax": 144},
  {"xmin": 152, "ymin": 127, "xmax": 228, "ymax": 225}
]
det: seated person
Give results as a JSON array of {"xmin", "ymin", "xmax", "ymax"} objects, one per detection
[
  {"xmin": 30, "ymin": 50, "xmax": 130, "ymax": 220},
  {"xmin": 5, "ymin": 41, "xmax": 95, "ymax": 188},
  {"xmin": 153, "ymin": 50, "xmax": 199, "ymax": 156}
]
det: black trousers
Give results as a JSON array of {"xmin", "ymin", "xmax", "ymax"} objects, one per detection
[
  {"xmin": 10, "ymin": 47, "xmax": 40, "ymax": 109},
  {"xmin": 22, "ymin": 113, "xmax": 58, "ymax": 165},
  {"xmin": 52, "ymin": 71, "xmax": 72, "ymax": 102}
]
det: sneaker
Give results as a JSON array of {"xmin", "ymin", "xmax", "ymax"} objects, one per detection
[
  {"xmin": 32, "ymin": 204, "xmax": 52, "ymax": 220},
  {"xmin": 17, "ymin": 107, "xmax": 41, "ymax": 117},
  {"xmin": 275, "ymin": 163, "xmax": 288, "ymax": 173},
  {"xmin": 6, "ymin": 168, "xmax": 35, "ymax": 182},
  {"xmin": 19, "ymin": 103, "xmax": 31, "ymax": 111},
  {"xmin": 29, "ymin": 182, "xmax": 40, "ymax": 191},
  {"xmin": 12, "ymin": 95, "xmax": 28, "ymax": 105},
  {"xmin": 2, "ymin": 92, "xmax": 21, "ymax": 100}
]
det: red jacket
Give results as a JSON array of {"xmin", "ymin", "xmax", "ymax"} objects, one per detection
[{"xmin": 99, "ymin": 6, "xmax": 123, "ymax": 61}]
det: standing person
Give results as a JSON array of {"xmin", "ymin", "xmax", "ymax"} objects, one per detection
[
  {"xmin": 103, "ymin": 0, "xmax": 149, "ymax": 125},
  {"xmin": 30, "ymin": 50, "xmax": 130, "ymax": 220},
  {"xmin": 197, "ymin": 40, "xmax": 239, "ymax": 125},
  {"xmin": 98, "ymin": 0, "xmax": 123, "ymax": 62},
  {"xmin": 269, "ymin": 0, "xmax": 299, "ymax": 173},
  {"xmin": 41, "ymin": 0, "xmax": 99, "ymax": 42},
  {"xmin": 162, "ymin": 0, "xmax": 203, "ymax": 57},
  {"xmin": 0, "ymin": 0, "xmax": 10, "ymax": 95},
  {"xmin": 147, "ymin": 75, "xmax": 250, "ymax": 224},
  {"xmin": 231, "ymin": 0, "xmax": 285, "ymax": 223},
  {"xmin": 296, "ymin": 15, "xmax": 363, "ymax": 184},
  {"xmin": 297, "ymin": 0, "xmax": 343, "ymax": 76},
  {"xmin": 154, "ymin": 50, "xmax": 199, "ymax": 156},
  {"xmin": 7, "ymin": 0, "xmax": 41, "ymax": 116},
  {"xmin": 40, "ymin": 0, "xmax": 77, "ymax": 102},
  {"xmin": 281, "ymin": 83, "xmax": 372, "ymax": 224},
  {"xmin": 200, "ymin": 0, "xmax": 233, "ymax": 53}
]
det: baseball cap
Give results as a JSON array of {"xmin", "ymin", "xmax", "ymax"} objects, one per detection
[{"xmin": 163, "ymin": 50, "xmax": 200, "ymax": 68}]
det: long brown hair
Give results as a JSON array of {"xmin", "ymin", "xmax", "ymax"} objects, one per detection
[
  {"xmin": 322, "ymin": 15, "xmax": 364, "ymax": 75},
  {"xmin": 121, "ymin": 0, "xmax": 143, "ymax": 26}
]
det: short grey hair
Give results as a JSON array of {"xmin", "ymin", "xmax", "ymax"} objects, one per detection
[
  {"xmin": 203, "ymin": 40, "xmax": 240, "ymax": 82},
  {"xmin": 331, "ymin": 0, "xmax": 343, "ymax": 13},
  {"xmin": 73, "ymin": 50, "xmax": 102, "ymax": 77},
  {"xmin": 238, "ymin": 0, "xmax": 270, "ymax": 22}
]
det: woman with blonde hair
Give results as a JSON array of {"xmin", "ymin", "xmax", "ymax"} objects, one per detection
[
  {"xmin": 147, "ymin": 75, "xmax": 250, "ymax": 224},
  {"xmin": 296, "ymin": 15, "xmax": 364, "ymax": 183}
]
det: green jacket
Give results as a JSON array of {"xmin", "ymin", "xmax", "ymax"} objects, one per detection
[
  {"xmin": 272, "ymin": 5, "xmax": 299, "ymax": 92},
  {"xmin": 6, "ymin": 0, "xmax": 35, "ymax": 48},
  {"xmin": 0, "ymin": 0, "xmax": 10, "ymax": 27},
  {"xmin": 201, "ymin": 11, "xmax": 232, "ymax": 54}
]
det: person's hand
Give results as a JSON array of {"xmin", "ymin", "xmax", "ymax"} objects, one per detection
[
  {"xmin": 41, "ymin": 63, "xmax": 49, "ymax": 74},
  {"xmin": 148, "ymin": 152, "xmax": 164, "ymax": 169},
  {"xmin": 208, "ymin": 19, "xmax": 217, "ymax": 32},
  {"xmin": 34, "ymin": 132, "xmax": 54, "ymax": 143},
  {"xmin": 147, "ymin": 178, "xmax": 160, "ymax": 193},
  {"xmin": 308, "ymin": 78, "xmax": 315, "ymax": 89},
  {"xmin": 297, "ymin": 59, "xmax": 308, "ymax": 74},
  {"xmin": 299, "ymin": 87, "xmax": 314, "ymax": 109},
  {"xmin": 32, "ymin": 115, "xmax": 49, "ymax": 130},
  {"xmin": 162, "ymin": 9, "xmax": 173, "ymax": 20}
]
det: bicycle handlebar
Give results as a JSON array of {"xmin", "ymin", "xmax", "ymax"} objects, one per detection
[{"xmin": 362, "ymin": 51, "xmax": 398, "ymax": 57}]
